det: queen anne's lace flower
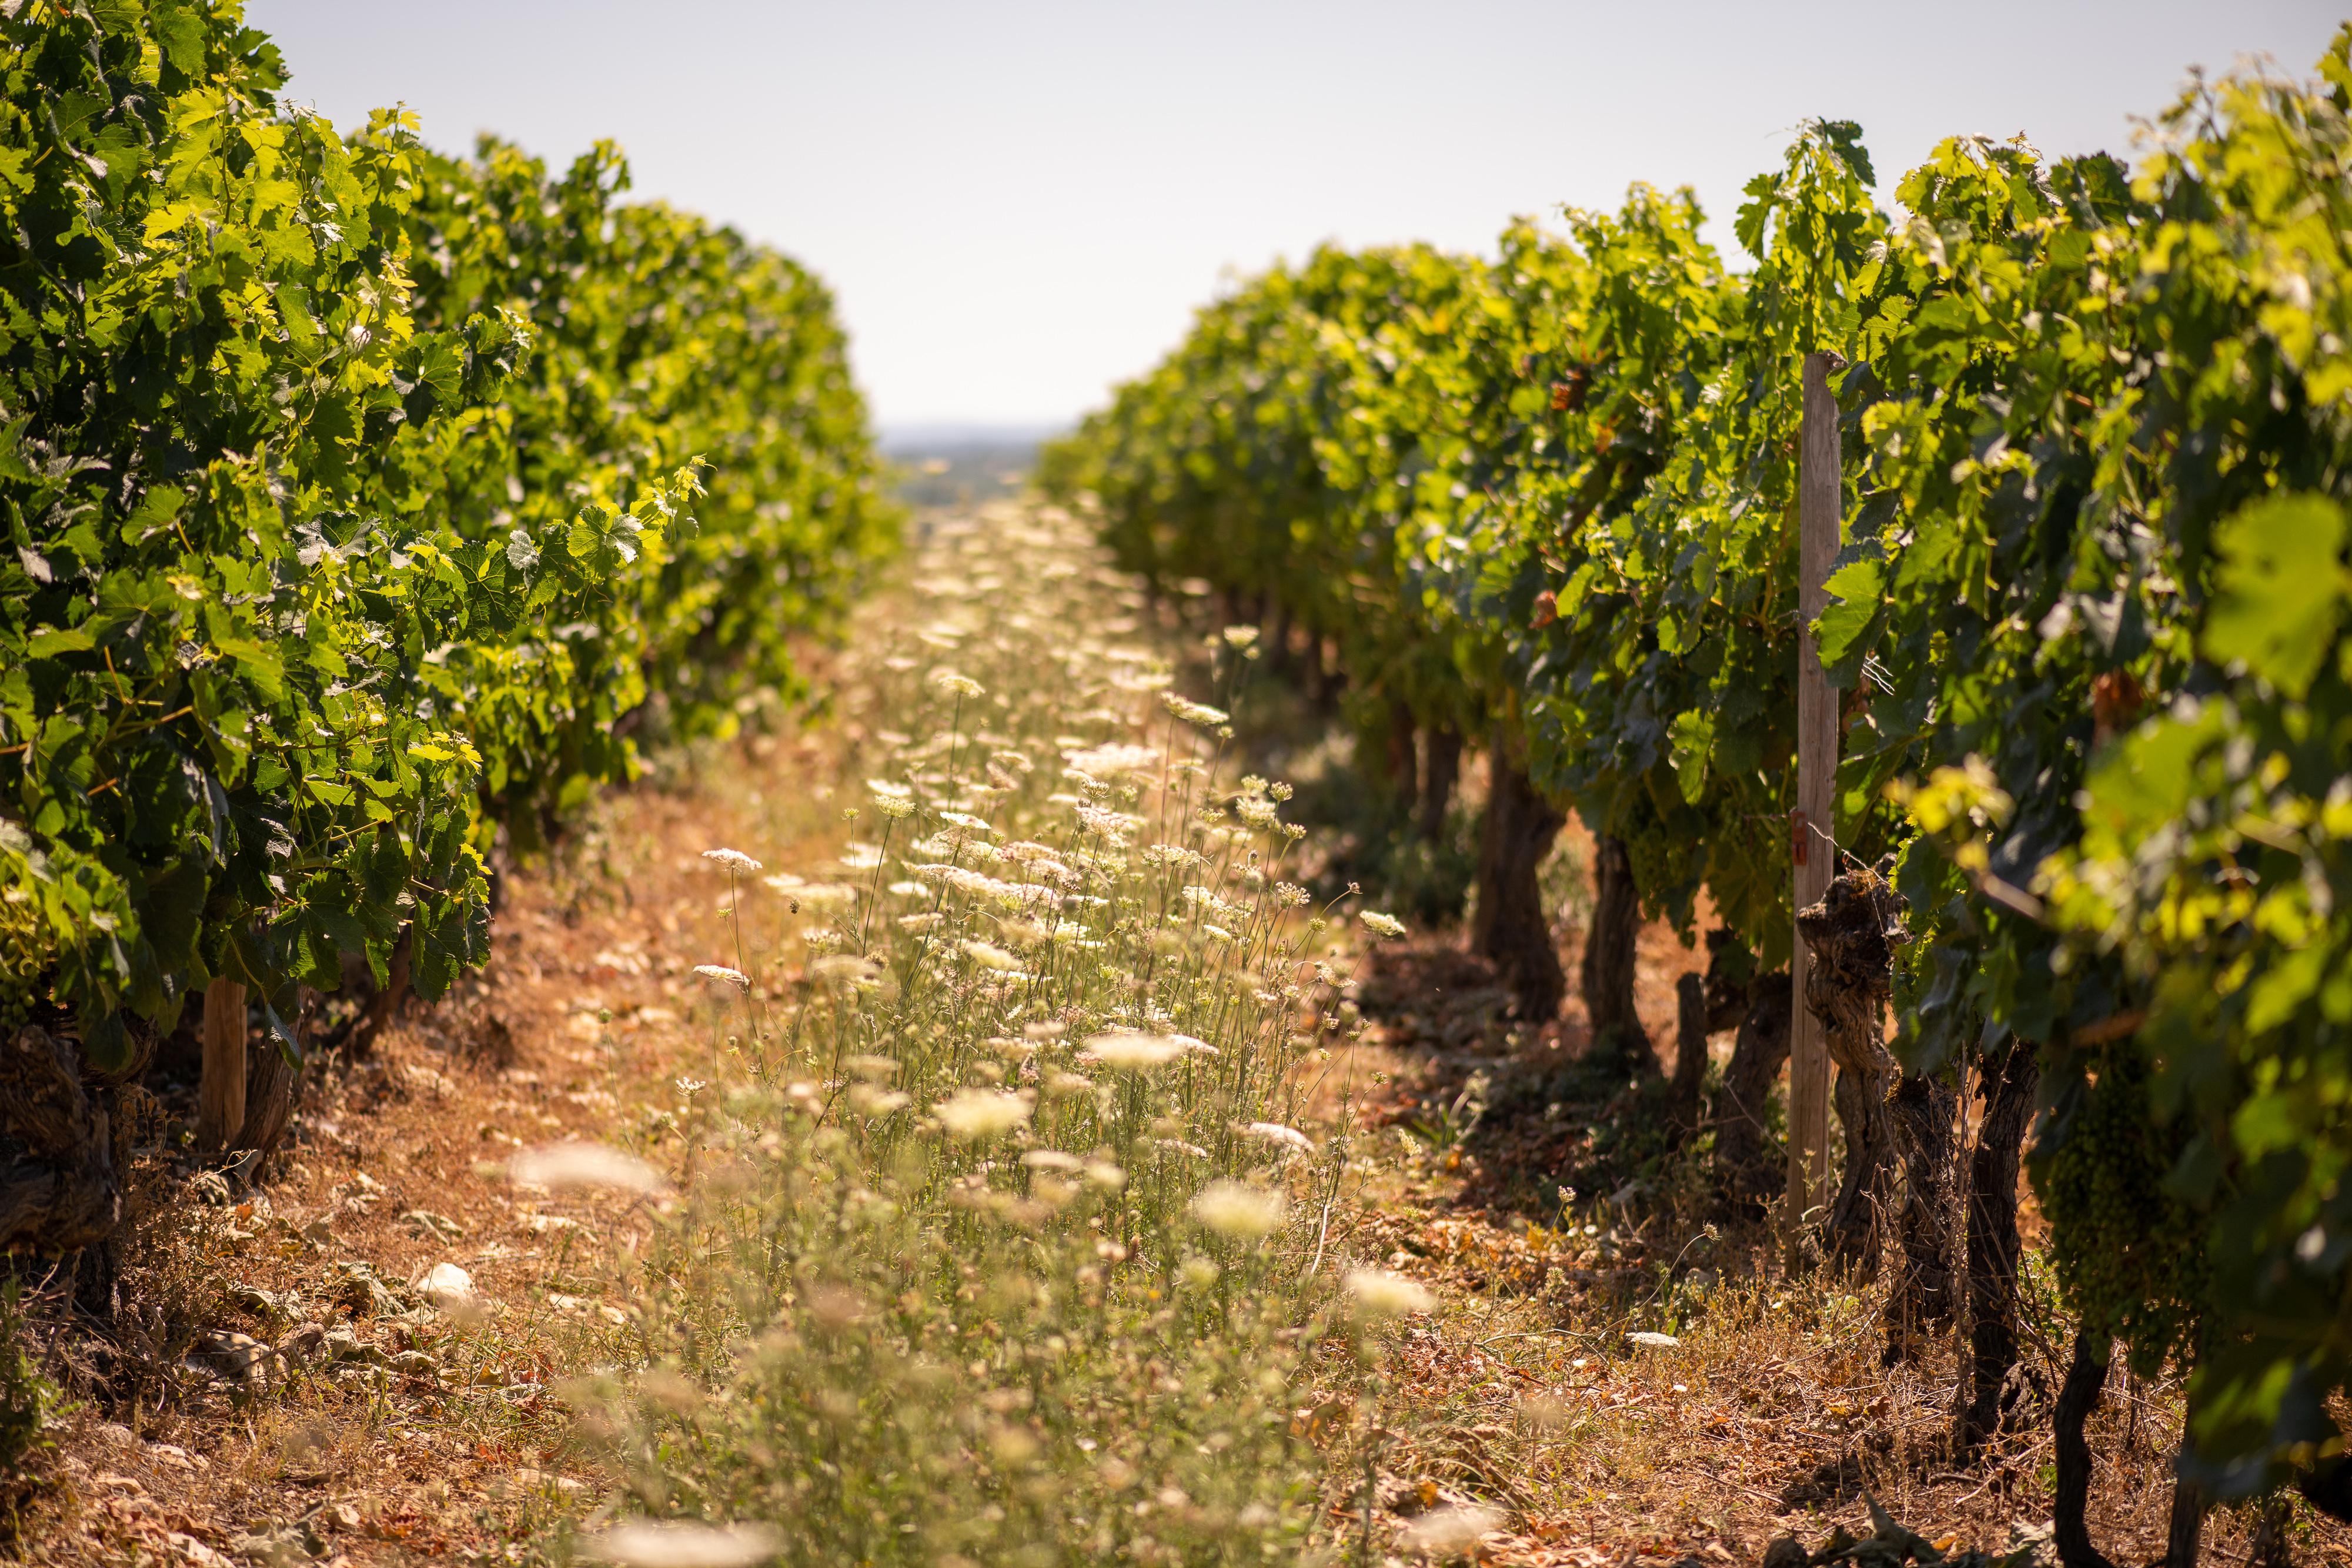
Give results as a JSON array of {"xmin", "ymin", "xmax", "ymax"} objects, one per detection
[
  {"xmin": 1244, "ymin": 1122, "xmax": 1314, "ymax": 1153},
  {"xmin": 1190, "ymin": 1179, "xmax": 1284, "ymax": 1238},
  {"xmin": 960, "ymin": 940, "xmax": 1021, "ymax": 971},
  {"xmin": 1082, "ymin": 1032, "xmax": 1188, "ymax": 1070},
  {"xmin": 1158, "ymin": 692, "xmax": 1228, "ymax": 726},
  {"xmin": 509, "ymin": 1142, "xmax": 664, "ymax": 1195},
  {"xmin": 934, "ymin": 1089, "xmax": 1033, "ymax": 1141},
  {"xmin": 701, "ymin": 848, "xmax": 763, "ymax": 872},
  {"xmin": 1345, "ymin": 1269, "xmax": 1436, "ymax": 1318}
]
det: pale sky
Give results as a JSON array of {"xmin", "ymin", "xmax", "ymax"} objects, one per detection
[{"xmin": 249, "ymin": 1, "xmax": 2342, "ymax": 434}]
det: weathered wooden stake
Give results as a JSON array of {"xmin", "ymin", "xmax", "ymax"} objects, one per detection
[
  {"xmin": 197, "ymin": 974, "xmax": 248, "ymax": 1152},
  {"xmin": 1787, "ymin": 351, "xmax": 1840, "ymax": 1265}
]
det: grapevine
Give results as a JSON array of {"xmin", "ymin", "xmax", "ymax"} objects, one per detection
[
  {"xmin": 1052, "ymin": 32, "xmax": 2352, "ymax": 1514},
  {"xmin": 0, "ymin": 5, "xmax": 893, "ymax": 1071}
]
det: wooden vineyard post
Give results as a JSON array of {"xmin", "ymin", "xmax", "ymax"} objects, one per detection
[
  {"xmin": 197, "ymin": 975, "xmax": 249, "ymax": 1152},
  {"xmin": 1786, "ymin": 351, "xmax": 1840, "ymax": 1266}
]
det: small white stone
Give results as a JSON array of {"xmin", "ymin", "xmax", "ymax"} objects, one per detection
[
  {"xmin": 417, "ymin": 1262, "xmax": 483, "ymax": 1322},
  {"xmin": 1627, "ymin": 1330, "xmax": 1681, "ymax": 1349}
]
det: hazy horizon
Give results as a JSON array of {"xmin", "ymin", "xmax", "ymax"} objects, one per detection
[{"xmin": 249, "ymin": 2, "xmax": 2343, "ymax": 431}]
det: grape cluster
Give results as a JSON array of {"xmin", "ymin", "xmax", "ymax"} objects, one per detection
[
  {"xmin": 0, "ymin": 891, "xmax": 47, "ymax": 1039},
  {"xmin": 1621, "ymin": 794, "xmax": 1715, "ymax": 934},
  {"xmin": 2037, "ymin": 1051, "xmax": 2207, "ymax": 1375}
]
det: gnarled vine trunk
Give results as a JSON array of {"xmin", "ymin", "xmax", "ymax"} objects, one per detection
[
  {"xmin": 1580, "ymin": 833, "xmax": 1643, "ymax": 1068},
  {"xmin": 1262, "ymin": 596, "xmax": 1292, "ymax": 678},
  {"xmin": 2056, "ymin": 1329, "xmax": 2120, "ymax": 1568},
  {"xmin": 1826, "ymin": 1060, "xmax": 1897, "ymax": 1271},
  {"xmin": 1715, "ymin": 979, "xmax": 1792, "ymax": 1204},
  {"xmin": 235, "ymin": 991, "xmax": 305, "ymax": 1160},
  {"xmin": 2168, "ymin": 1395, "xmax": 2210, "ymax": 1568},
  {"xmin": 1883, "ymin": 1068, "xmax": 1957, "ymax": 1361},
  {"xmin": 1384, "ymin": 700, "xmax": 1418, "ymax": 806},
  {"xmin": 1669, "ymin": 972, "xmax": 1707, "ymax": 1131},
  {"xmin": 1955, "ymin": 1041, "xmax": 2039, "ymax": 1453},
  {"xmin": 1796, "ymin": 858, "xmax": 1910, "ymax": 1272},
  {"xmin": 1472, "ymin": 734, "xmax": 1566, "ymax": 1021},
  {"xmin": 0, "ymin": 1024, "xmax": 122, "ymax": 1253},
  {"xmin": 1416, "ymin": 726, "xmax": 1462, "ymax": 843}
]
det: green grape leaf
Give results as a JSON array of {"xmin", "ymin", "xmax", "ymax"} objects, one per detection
[{"xmin": 2203, "ymin": 492, "xmax": 2350, "ymax": 699}]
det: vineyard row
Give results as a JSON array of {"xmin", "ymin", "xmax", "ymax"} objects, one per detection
[
  {"xmin": 0, "ymin": 4, "xmax": 896, "ymax": 1233},
  {"xmin": 1041, "ymin": 35, "xmax": 2352, "ymax": 1559}
]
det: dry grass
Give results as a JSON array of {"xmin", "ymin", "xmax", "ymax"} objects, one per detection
[{"xmin": 1328, "ymin": 941, "xmax": 2352, "ymax": 1568}]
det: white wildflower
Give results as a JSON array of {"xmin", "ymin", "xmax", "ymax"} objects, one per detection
[
  {"xmin": 1221, "ymin": 625, "xmax": 1259, "ymax": 649},
  {"xmin": 1244, "ymin": 1122, "xmax": 1314, "ymax": 1153},
  {"xmin": 1189, "ymin": 1179, "xmax": 1285, "ymax": 1239},
  {"xmin": 910, "ymin": 862, "xmax": 1039, "ymax": 906},
  {"xmin": 509, "ymin": 1142, "xmax": 664, "ymax": 1195},
  {"xmin": 1345, "ymin": 1269, "xmax": 1435, "ymax": 1319},
  {"xmin": 847, "ymin": 1084, "xmax": 911, "ymax": 1117},
  {"xmin": 1108, "ymin": 665, "xmax": 1173, "ymax": 693},
  {"xmin": 960, "ymin": 940, "xmax": 1021, "ymax": 972},
  {"xmin": 1159, "ymin": 692, "xmax": 1228, "ymax": 726},
  {"xmin": 872, "ymin": 793, "xmax": 916, "ymax": 820},
  {"xmin": 1358, "ymin": 911, "xmax": 1408, "ymax": 939},
  {"xmin": 931, "ymin": 670, "xmax": 985, "ymax": 698},
  {"xmin": 1398, "ymin": 1505, "xmax": 1504, "ymax": 1559},
  {"xmin": 1627, "ymin": 1330, "xmax": 1681, "ymax": 1349},
  {"xmin": 1083, "ymin": 1032, "xmax": 1187, "ymax": 1071},
  {"xmin": 700, "ymin": 848, "xmax": 763, "ymax": 873},
  {"xmin": 811, "ymin": 954, "xmax": 883, "ymax": 988},
  {"xmin": 1074, "ymin": 803, "xmax": 1139, "ymax": 842},
  {"xmin": 934, "ymin": 1089, "xmax": 1033, "ymax": 1141},
  {"xmin": 583, "ymin": 1520, "xmax": 784, "ymax": 1568},
  {"xmin": 693, "ymin": 965, "xmax": 750, "ymax": 988},
  {"xmin": 1021, "ymin": 1149, "xmax": 1083, "ymax": 1172},
  {"xmin": 1063, "ymin": 742, "xmax": 1158, "ymax": 778},
  {"xmin": 937, "ymin": 810, "xmax": 1000, "ymax": 836}
]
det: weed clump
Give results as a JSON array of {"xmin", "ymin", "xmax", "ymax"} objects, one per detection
[
  {"xmin": 0, "ymin": 1282, "xmax": 61, "ymax": 1490},
  {"xmin": 544, "ymin": 505, "xmax": 1383, "ymax": 1564}
]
